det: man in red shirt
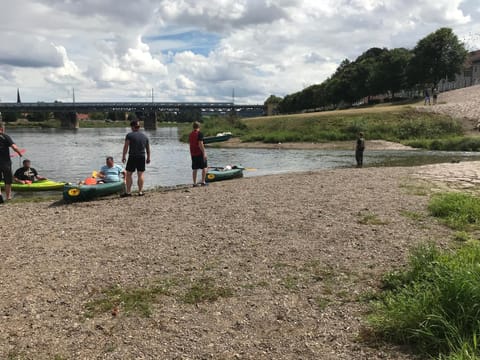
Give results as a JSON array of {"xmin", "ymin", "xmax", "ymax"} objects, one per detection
[{"xmin": 189, "ymin": 121, "xmax": 207, "ymax": 186}]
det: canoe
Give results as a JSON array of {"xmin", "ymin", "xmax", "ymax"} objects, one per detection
[
  {"xmin": 203, "ymin": 132, "xmax": 232, "ymax": 144},
  {"xmin": 206, "ymin": 166, "xmax": 244, "ymax": 183},
  {"xmin": 63, "ymin": 181, "xmax": 125, "ymax": 202},
  {"xmin": 0, "ymin": 179, "xmax": 66, "ymax": 191}
]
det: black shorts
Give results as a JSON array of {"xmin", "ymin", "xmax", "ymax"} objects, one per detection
[
  {"xmin": 126, "ymin": 156, "xmax": 146, "ymax": 172},
  {"xmin": 0, "ymin": 163, "xmax": 13, "ymax": 184},
  {"xmin": 191, "ymin": 155, "xmax": 207, "ymax": 170}
]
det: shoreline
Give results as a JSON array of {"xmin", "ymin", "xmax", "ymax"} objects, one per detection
[{"xmin": 209, "ymin": 137, "xmax": 416, "ymax": 151}]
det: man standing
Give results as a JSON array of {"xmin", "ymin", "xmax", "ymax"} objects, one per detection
[
  {"xmin": 189, "ymin": 121, "xmax": 208, "ymax": 186},
  {"xmin": 355, "ymin": 132, "xmax": 365, "ymax": 168},
  {"xmin": 122, "ymin": 120, "xmax": 150, "ymax": 196},
  {"xmin": 0, "ymin": 123, "xmax": 24, "ymax": 202}
]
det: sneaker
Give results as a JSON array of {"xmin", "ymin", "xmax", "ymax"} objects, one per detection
[
  {"xmin": 120, "ymin": 193, "xmax": 132, "ymax": 198},
  {"xmin": 192, "ymin": 184, "xmax": 199, "ymax": 187},
  {"xmin": 0, "ymin": 195, "xmax": 3, "ymax": 204},
  {"xmin": 200, "ymin": 182, "xmax": 208, "ymax": 187},
  {"xmin": 138, "ymin": 192, "xmax": 145, "ymax": 196}
]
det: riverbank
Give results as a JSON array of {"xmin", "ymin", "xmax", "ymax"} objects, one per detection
[
  {"xmin": 210, "ymin": 137, "xmax": 416, "ymax": 150},
  {"xmin": 1, "ymin": 162, "xmax": 472, "ymax": 359}
]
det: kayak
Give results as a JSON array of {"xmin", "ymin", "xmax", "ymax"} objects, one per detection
[
  {"xmin": 203, "ymin": 132, "xmax": 232, "ymax": 144},
  {"xmin": 63, "ymin": 181, "xmax": 125, "ymax": 202},
  {"xmin": 206, "ymin": 166, "xmax": 244, "ymax": 183},
  {"xmin": 0, "ymin": 179, "xmax": 66, "ymax": 191}
]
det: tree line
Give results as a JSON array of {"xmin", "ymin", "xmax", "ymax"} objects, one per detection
[{"xmin": 267, "ymin": 28, "xmax": 468, "ymax": 114}]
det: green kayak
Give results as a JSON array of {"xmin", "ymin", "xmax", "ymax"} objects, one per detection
[
  {"xmin": 63, "ymin": 181, "xmax": 125, "ymax": 202},
  {"xmin": 206, "ymin": 166, "xmax": 244, "ymax": 183},
  {"xmin": 0, "ymin": 179, "xmax": 66, "ymax": 191}
]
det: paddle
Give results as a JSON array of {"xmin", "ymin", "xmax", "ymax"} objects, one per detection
[{"xmin": 10, "ymin": 148, "xmax": 26, "ymax": 158}]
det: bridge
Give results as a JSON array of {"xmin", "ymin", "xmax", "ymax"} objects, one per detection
[{"xmin": 0, "ymin": 102, "xmax": 265, "ymax": 129}]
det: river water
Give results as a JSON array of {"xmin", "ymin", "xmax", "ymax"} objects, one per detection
[{"xmin": 7, "ymin": 127, "xmax": 480, "ymax": 189}]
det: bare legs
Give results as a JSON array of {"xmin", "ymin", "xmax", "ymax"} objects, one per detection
[
  {"xmin": 192, "ymin": 169, "xmax": 198, "ymax": 185},
  {"xmin": 5, "ymin": 184, "xmax": 12, "ymax": 200},
  {"xmin": 125, "ymin": 171, "xmax": 133, "ymax": 194},
  {"xmin": 192, "ymin": 168, "xmax": 207, "ymax": 185},
  {"xmin": 125, "ymin": 171, "xmax": 145, "ymax": 194},
  {"xmin": 137, "ymin": 171, "xmax": 144, "ymax": 193}
]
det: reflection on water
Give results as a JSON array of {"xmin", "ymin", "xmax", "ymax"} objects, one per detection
[{"xmin": 7, "ymin": 127, "xmax": 480, "ymax": 189}]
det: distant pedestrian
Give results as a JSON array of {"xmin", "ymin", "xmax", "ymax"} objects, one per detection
[
  {"xmin": 0, "ymin": 122, "xmax": 24, "ymax": 202},
  {"xmin": 432, "ymin": 88, "xmax": 438, "ymax": 105},
  {"xmin": 189, "ymin": 121, "xmax": 208, "ymax": 186},
  {"xmin": 355, "ymin": 132, "xmax": 365, "ymax": 168},
  {"xmin": 121, "ymin": 120, "xmax": 150, "ymax": 196},
  {"xmin": 424, "ymin": 88, "xmax": 431, "ymax": 105}
]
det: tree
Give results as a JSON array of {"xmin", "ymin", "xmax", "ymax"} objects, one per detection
[
  {"xmin": 408, "ymin": 27, "xmax": 467, "ymax": 87},
  {"xmin": 374, "ymin": 48, "xmax": 412, "ymax": 98},
  {"xmin": 2, "ymin": 112, "xmax": 18, "ymax": 122},
  {"xmin": 264, "ymin": 95, "xmax": 283, "ymax": 106}
]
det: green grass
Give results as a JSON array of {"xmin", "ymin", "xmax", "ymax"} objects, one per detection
[
  {"xmin": 400, "ymin": 210, "xmax": 427, "ymax": 222},
  {"xmin": 178, "ymin": 115, "xmax": 248, "ymax": 142},
  {"xmin": 367, "ymin": 242, "xmax": 480, "ymax": 358},
  {"xmin": 182, "ymin": 277, "xmax": 234, "ymax": 304},
  {"xmin": 241, "ymin": 109, "xmax": 462, "ymax": 144},
  {"xmin": 406, "ymin": 137, "xmax": 480, "ymax": 151},
  {"xmin": 357, "ymin": 211, "xmax": 389, "ymax": 225},
  {"xmin": 428, "ymin": 193, "xmax": 480, "ymax": 230},
  {"xmin": 85, "ymin": 281, "xmax": 173, "ymax": 318}
]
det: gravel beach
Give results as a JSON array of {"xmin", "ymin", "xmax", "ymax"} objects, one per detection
[
  {"xmin": 1, "ymin": 162, "xmax": 469, "ymax": 359},
  {"xmin": 3, "ymin": 84, "xmax": 480, "ymax": 359}
]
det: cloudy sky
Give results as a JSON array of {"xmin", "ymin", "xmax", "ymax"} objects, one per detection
[{"xmin": 0, "ymin": 0, "xmax": 479, "ymax": 104}]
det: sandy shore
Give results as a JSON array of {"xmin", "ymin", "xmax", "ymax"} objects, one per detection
[
  {"xmin": 211, "ymin": 138, "xmax": 415, "ymax": 151},
  {"xmin": 2, "ymin": 161, "xmax": 476, "ymax": 359}
]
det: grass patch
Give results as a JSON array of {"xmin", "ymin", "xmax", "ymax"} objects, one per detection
[
  {"xmin": 358, "ymin": 211, "xmax": 388, "ymax": 225},
  {"xmin": 399, "ymin": 182, "xmax": 431, "ymax": 196},
  {"xmin": 400, "ymin": 210, "xmax": 427, "ymax": 222},
  {"xmin": 178, "ymin": 116, "xmax": 248, "ymax": 142},
  {"xmin": 241, "ymin": 108, "xmax": 462, "ymax": 144},
  {"xmin": 366, "ymin": 242, "xmax": 480, "ymax": 358},
  {"xmin": 406, "ymin": 136, "xmax": 480, "ymax": 151},
  {"xmin": 315, "ymin": 296, "xmax": 331, "ymax": 310},
  {"xmin": 85, "ymin": 281, "xmax": 173, "ymax": 318},
  {"xmin": 428, "ymin": 192, "xmax": 480, "ymax": 230},
  {"xmin": 454, "ymin": 231, "xmax": 474, "ymax": 243},
  {"xmin": 182, "ymin": 277, "xmax": 234, "ymax": 304}
]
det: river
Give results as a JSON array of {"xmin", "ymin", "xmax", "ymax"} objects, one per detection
[{"xmin": 7, "ymin": 127, "xmax": 480, "ymax": 189}]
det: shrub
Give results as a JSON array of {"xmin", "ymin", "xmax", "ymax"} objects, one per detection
[{"xmin": 428, "ymin": 193, "xmax": 480, "ymax": 230}]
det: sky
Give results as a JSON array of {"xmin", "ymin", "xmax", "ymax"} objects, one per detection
[{"xmin": 0, "ymin": 0, "xmax": 479, "ymax": 104}]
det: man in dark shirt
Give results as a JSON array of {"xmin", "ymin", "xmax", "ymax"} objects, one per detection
[
  {"xmin": 0, "ymin": 122, "xmax": 24, "ymax": 202},
  {"xmin": 121, "ymin": 120, "xmax": 151, "ymax": 196},
  {"xmin": 14, "ymin": 159, "xmax": 46, "ymax": 183},
  {"xmin": 355, "ymin": 132, "xmax": 365, "ymax": 168},
  {"xmin": 189, "ymin": 121, "xmax": 208, "ymax": 186}
]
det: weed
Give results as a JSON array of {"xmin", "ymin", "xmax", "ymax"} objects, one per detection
[
  {"xmin": 428, "ymin": 192, "xmax": 480, "ymax": 230},
  {"xmin": 454, "ymin": 231, "xmax": 472, "ymax": 242},
  {"xmin": 182, "ymin": 277, "xmax": 233, "ymax": 304},
  {"xmin": 85, "ymin": 281, "xmax": 173, "ymax": 318},
  {"xmin": 358, "ymin": 211, "xmax": 388, "ymax": 225},
  {"xmin": 400, "ymin": 210, "xmax": 426, "ymax": 222},
  {"xmin": 367, "ymin": 242, "xmax": 480, "ymax": 358},
  {"xmin": 315, "ymin": 297, "xmax": 331, "ymax": 310}
]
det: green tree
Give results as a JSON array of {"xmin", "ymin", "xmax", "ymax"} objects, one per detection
[
  {"xmin": 2, "ymin": 112, "xmax": 18, "ymax": 122},
  {"xmin": 408, "ymin": 27, "xmax": 467, "ymax": 87},
  {"xmin": 264, "ymin": 95, "xmax": 283, "ymax": 105}
]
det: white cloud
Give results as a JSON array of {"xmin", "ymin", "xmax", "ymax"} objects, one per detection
[{"xmin": 0, "ymin": 0, "xmax": 478, "ymax": 103}]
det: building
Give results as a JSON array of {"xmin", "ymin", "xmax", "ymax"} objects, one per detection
[{"xmin": 438, "ymin": 50, "xmax": 480, "ymax": 91}]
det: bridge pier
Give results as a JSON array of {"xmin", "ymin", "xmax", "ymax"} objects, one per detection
[
  {"xmin": 60, "ymin": 112, "xmax": 79, "ymax": 129},
  {"xmin": 143, "ymin": 111, "xmax": 157, "ymax": 130}
]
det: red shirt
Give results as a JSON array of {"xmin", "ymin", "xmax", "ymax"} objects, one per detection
[{"xmin": 189, "ymin": 130, "xmax": 204, "ymax": 156}]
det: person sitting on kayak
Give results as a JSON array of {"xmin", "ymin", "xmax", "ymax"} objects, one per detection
[
  {"xmin": 13, "ymin": 159, "xmax": 46, "ymax": 184},
  {"xmin": 97, "ymin": 156, "xmax": 125, "ymax": 183}
]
